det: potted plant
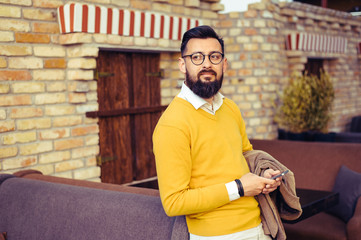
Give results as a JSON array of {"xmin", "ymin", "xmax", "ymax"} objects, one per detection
[{"xmin": 274, "ymin": 71, "xmax": 335, "ymax": 141}]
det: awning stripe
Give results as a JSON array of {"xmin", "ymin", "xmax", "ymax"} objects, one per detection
[
  {"xmin": 57, "ymin": 2, "xmax": 201, "ymax": 40},
  {"xmin": 286, "ymin": 32, "xmax": 348, "ymax": 53}
]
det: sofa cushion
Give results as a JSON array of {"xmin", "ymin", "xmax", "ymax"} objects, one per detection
[
  {"xmin": 284, "ymin": 212, "xmax": 346, "ymax": 240},
  {"xmin": 0, "ymin": 177, "xmax": 184, "ymax": 240},
  {"xmin": 327, "ymin": 165, "xmax": 361, "ymax": 222}
]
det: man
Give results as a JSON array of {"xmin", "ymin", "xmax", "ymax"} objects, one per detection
[{"xmin": 153, "ymin": 25, "xmax": 282, "ymax": 239}]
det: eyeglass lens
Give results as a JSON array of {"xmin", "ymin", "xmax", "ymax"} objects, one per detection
[{"xmin": 191, "ymin": 52, "xmax": 223, "ymax": 65}]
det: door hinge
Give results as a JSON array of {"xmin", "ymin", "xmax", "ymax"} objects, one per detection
[
  {"xmin": 145, "ymin": 69, "xmax": 164, "ymax": 78},
  {"xmin": 96, "ymin": 155, "xmax": 117, "ymax": 166},
  {"xmin": 94, "ymin": 70, "xmax": 115, "ymax": 80}
]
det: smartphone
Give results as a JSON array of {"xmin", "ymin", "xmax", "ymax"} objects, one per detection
[{"xmin": 271, "ymin": 170, "xmax": 289, "ymax": 180}]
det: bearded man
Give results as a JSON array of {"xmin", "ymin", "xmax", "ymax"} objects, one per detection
[{"xmin": 152, "ymin": 25, "xmax": 282, "ymax": 240}]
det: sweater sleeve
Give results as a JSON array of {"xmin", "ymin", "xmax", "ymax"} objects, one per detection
[
  {"xmin": 153, "ymin": 124, "xmax": 230, "ymax": 217},
  {"xmin": 240, "ymin": 114, "xmax": 253, "ymax": 152}
]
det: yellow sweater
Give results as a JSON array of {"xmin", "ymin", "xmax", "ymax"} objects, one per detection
[{"xmin": 153, "ymin": 97, "xmax": 261, "ymax": 236}]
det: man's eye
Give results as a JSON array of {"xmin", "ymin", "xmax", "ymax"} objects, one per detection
[
  {"xmin": 192, "ymin": 54, "xmax": 203, "ymax": 61},
  {"xmin": 211, "ymin": 54, "xmax": 221, "ymax": 60}
]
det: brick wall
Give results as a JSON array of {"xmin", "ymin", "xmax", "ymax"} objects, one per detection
[
  {"xmin": 213, "ymin": 3, "xmax": 288, "ymax": 139},
  {"xmin": 1, "ymin": 0, "xmax": 360, "ymax": 180},
  {"xmin": 0, "ymin": 0, "xmax": 221, "ymax": 180},
  {"xmin": 213, "ymin": 1, "xmax": 361, "ymax": 138},
  {"xmin": 279, "ymin": 2, "xmax": 361, "ymax": 132},
  {"xmin": 0, "ymin": 0, "xmax": 101, "ymax": 179},
  {"xmin": 160, "ymin": 0, "xmax": 361, "ymax": 139}
]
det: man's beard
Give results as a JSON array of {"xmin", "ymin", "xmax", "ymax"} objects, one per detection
[{"xmin": 185, "ymin": 69, "xmax": 223, "ymax": 99}]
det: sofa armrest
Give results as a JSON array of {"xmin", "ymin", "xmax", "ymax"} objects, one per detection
[
  {"xmin": 13, "ymin": 169, "xmax": 43, "ymax": 177},
  {"xmin": 347, "ymin": 197, "xmax": 361, "ymax": 240}
]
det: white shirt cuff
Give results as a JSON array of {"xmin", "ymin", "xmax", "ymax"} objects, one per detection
[{"xmin": 225, "ymin": 181, "xmax": 240, "ymax": 201}]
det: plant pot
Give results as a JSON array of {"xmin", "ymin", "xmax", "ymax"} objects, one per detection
[
  {"xmin": 278, "ymin": 129, "xmax": 307, "ymax": 141},
  {"xmin": 278, "ymin": 129, "xmax": 336, "ymax": 142}
]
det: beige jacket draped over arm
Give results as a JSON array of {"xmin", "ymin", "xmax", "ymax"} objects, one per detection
[{"xmin": 244, "ymin": 150, "xmax": 302, "ymax": 240}]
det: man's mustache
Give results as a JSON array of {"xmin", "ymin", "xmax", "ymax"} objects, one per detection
[{"xmin": 197, "ymin": 69, "xmax": 217, "ymax": 78}]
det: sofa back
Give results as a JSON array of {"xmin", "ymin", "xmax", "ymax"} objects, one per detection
[
  {"xmin": 250, "ymin": 139, "xmax": 361, "ymax": 191},
  {"xmin": 0, "ymin": 176, "xmax": 188, "ymax": 240},
  {"xmin": 14, "ymin": 169, "xmax": 159, "ymax": 196}
]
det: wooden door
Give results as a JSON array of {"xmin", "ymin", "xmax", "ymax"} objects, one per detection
[
  {"xmin": 87, "ymin": 51, "xmax": 165, "ymax": 184},
  {"xmin": 304, "ymin": 58, "xmax": 323, "ymax": 78}
]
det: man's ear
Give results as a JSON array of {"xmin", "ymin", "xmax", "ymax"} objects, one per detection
[
  {"xmin": 223, "ymin": 57, "xmax": 228, "ymax": 73},
  {"xmin": 179, "ymin": 57, "xmax": 186, "ymax": 74}
]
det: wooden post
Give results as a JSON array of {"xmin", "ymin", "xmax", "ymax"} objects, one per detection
[{"xmin": 321, "ymin": 0, "xmax": 327, "ymax": 8}]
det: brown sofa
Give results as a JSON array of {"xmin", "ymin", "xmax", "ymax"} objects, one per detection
[
  {"xmin": 251, "ymin": 139, "xmax": 361, "ymax": 240},
  {"xmin": 0, "ymin": 170, "xmax": 188, "ymax": 240},
  {"xmin": 2, "ymin": 138, "xmax": 361, "ymax": 240}
]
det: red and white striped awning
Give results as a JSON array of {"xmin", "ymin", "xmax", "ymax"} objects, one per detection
[
  {"xmin": 286, "ymin": 33, "xmax": 347, "ymax": 53},
  {"xmin": 57, "ymin": 3, "xmax": 201, "ymax": 40}
]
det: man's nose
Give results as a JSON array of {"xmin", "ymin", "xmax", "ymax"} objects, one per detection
[{"xmin": 202, "ymin": 55, "xmax": 212, "ymax": 67}]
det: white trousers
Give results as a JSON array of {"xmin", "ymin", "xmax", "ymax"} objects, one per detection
[{"xmin": 189, "ymin": 223, "xmax": 272, "ymax": 240}]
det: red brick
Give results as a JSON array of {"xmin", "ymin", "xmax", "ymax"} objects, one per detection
[
  {"xmin": 21, "ymin": 157, "xmax": 37, "ymax": 167},
  {"xmin": 244, "ymin": 28, "xmax": 258, "ymax": 35},
  {"xmin": 218, "ymin": 20, "xmax": 233, "ymax": 28},
  {"xmin": 239, "ymin": 53, "xmax": 247, "ymax": 60},
  {"xmin": 33, "ymin": 0, "xmax": 64, "ymax": 8},
  {"xmin": 0, "ymin": 120, "xmax": 15, "ymax": 133},
  {"xmin": 225, "ymin": 69, "xmax": 237, "ymax": 77},
  {"xmin": 10, "ymin": 107, "xmax": 43, "ymax": 119},
  {"xmin": 0, "ymin": 147, "xmax": 18, "ymax": 159},
  {"xmin": 53, "ymin": 116, "xmax": 82, "ymax": 127},
  {"xmin": 20, "ymin": 142, "xmax": 52, "ymax": 155},
  {"xmin": 244, "ymin": 9, "xmax": 258, "ymax": 18},
  {"xmin": 69, "ymin": 93, "xmax": 86, "ymax": 103},
  {"xmin": 0, "ymin": 70, "xmax": 31, "ymax": 81},
  {"xmin": 0, "ymin": 95, "xmax": 31, "ymax": 106},
  {"xmin": 0, "ymin": 19, "xmax": 30, "ymax": 32},
  {"xmin": 238, "ymin": 69, "xmax": 253, "ymax": 76},
  {"xmin": 23, "ymin": 9, "xmax": 56, "ymax": 21},
  {"xmin": 32, "ymin": 22, "xmax": 59, "ymax": 34},
  {"xmin": 15, "ymin": 32, "xmax": 50, "ymax": 43},
  {"xmin": 130, "ymin": 1, "xmax": 152, "ymax": 10},
  {"xmin": 54, "ymin": 138, "xmax": 84, "ymax": 151},
  {"xmin": 71, "ymin": 125, "xmax": 98, "ymax": 137},
  {"xmin": 39, "ymin": 129, "xmax": 69, "ymax": 140},
  {"xmin": 44, "ymin": 58, "xmax": 66, "ymax": 69},
  {"xmin": 0, "ymin": 45, "xmax": 32, "ymax": 56}
]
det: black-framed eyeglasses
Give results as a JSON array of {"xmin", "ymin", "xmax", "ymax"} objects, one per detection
[{"xmin": 182, "ymin": 52, "xmax": 224, "ymax": 66}]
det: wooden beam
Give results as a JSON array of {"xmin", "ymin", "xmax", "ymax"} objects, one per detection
[
  {"xmin": 86, "ymin": 105, "xmax": 168, "ymax": 118},
  {"xmin": 322, "ymin": 0, "xmax": 327, "ymax": 8}
]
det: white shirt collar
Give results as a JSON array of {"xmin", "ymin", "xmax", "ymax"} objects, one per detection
[{"xmin": 177, "ymin": 82, "xmax": 224, "ymax": 111}]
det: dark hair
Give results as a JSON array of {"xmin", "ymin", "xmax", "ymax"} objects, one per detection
[{"xmin": 180, "ymin": 25, "xmax": 224, "ymax": 55}]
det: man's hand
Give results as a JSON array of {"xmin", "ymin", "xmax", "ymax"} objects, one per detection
[
  {"xmin": 262, "ymin": 169, "xmax": 282, "ymax": 194},
  {"xmin": 240, "ymin": 171, "xmax": 281, "ymax": 196}
]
